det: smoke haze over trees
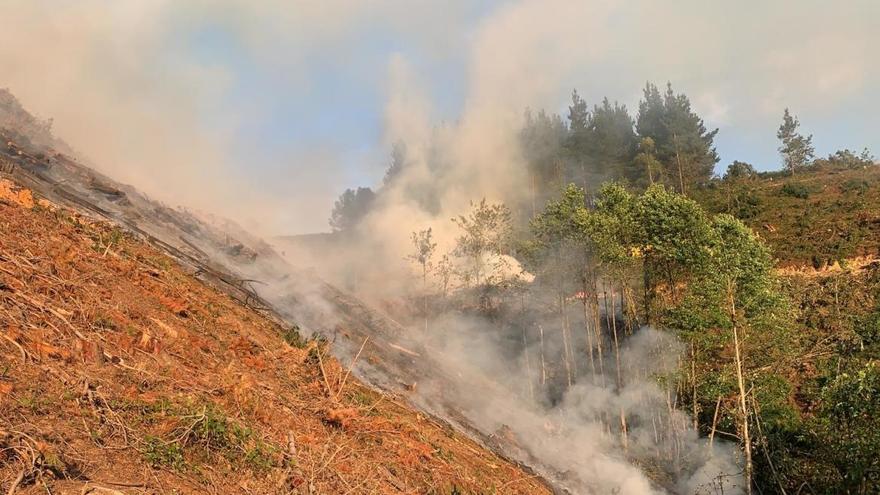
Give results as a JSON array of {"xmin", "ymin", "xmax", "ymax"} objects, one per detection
[{"xmin": 3, "ymin": 1, "xmax": 879, "ymax": 493}]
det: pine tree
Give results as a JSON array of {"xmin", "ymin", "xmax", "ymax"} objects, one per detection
[
  {"xmin": 568, "ymin": 89, "xmax": 589, "ymax": 132},
  {"xmin": 329, "ymin": 187, "xmax": 376, "ymax": 232},
  {"xmin": 588, "ymin": 98, "xmax": 639, "ymax": 184},
  {"xmin": 521, "ymin": 108, "xmax": 567, "ymax": 215},
  {"xmin": 777, "ymin": 108, "xmax": 814, "ymax": 173},
  {"xmin": 383, "ymin": 141, "xmax": 408, "ymax": 186},
  {"xmin": 636, "ymin": 82, "xmax": 719, "ymax": 194}
]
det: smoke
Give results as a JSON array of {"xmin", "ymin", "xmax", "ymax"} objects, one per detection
[
  {"xmin": 8, "ymin": 1, "xmax": 873, "ymax": 492},
  {"xmin": 3, "ymin": 1, "xmax": 875, "ymax": 238},
  {"xmin": 397, "ymin": 304, "xmax": 745, "ymax": 494}
]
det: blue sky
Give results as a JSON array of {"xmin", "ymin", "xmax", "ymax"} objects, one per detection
[
  {"xmin": 3, "ymin": 1, "xmax": 877, "ymax": 233},
  {"xmin": 174, "ymin": 1, "xmax": 877, "ymax": 183}
]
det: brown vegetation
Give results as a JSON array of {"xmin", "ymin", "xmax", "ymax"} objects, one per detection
[{"xmin": 0, "ymin": 179, "xmax": 550, "ymax": 494}]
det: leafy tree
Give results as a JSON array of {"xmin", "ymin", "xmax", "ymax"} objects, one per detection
[
  {"xmin": 777, "ymin": 108, "xmax": 814, "ymax": 173},
  {"xmin": 813, "ymin": 148, "xmax": 875, "ymax": 170},
  {"xmin": 586, "ymin": 184, "xmax": 642, "ymax": 329},
  {"xmin": 635, "ymin": 184, "xmax": 715, "ymax": 315},
  {"xmin": 530, "ymin": 184, "xmax": 591, "ymax": 386},
  {"xmin": 815, "ymin": 361, "xmax": 880, "ymax": 491},
  {"xmin": 451, "ymin": 199, "xmax": 512, "ymax": 287},
  {"xmin": 328, "ymin": 187, "xmax": 376, "ymax": 232},
  {"xmin": 724, "ymin": 161, "xmax": 757, "ymax": 181},
  {"xmin": 408, "ymin": 228, "xmax": 437, "ymax": 332},
  {"xmin": 633, "ymin": 137, "xmax": 663, "ymax": 186},
  {"xmin": 719, "ymin": 161, "xmax": 761, "ymax": 220}
]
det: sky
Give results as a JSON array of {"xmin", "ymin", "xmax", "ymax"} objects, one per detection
[{"xmin": 1, "ymin": 0, "xmax": 877, "ymax": 234}]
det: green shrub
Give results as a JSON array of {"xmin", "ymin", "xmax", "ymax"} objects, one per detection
[
  {"xmin": 143, "ymin": 436, "xmax": 186, "ymax": 470},
  {"xmin": 841, "ymin": 178, "xmax": 870, "ymax": 195},
  {"xmin": 281, "ymin": 325, "xmax": 308, "ymax": 348},
  {"xmin": 781, "ymin": 182, "xmax": 811, "ymax": 199}
]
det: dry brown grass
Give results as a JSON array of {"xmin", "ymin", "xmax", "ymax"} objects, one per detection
[{"xmin": 0, "ymin": 178, "xmax": 550, "ymax": 494}]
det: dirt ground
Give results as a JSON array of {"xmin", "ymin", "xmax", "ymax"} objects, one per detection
[{"xmin": 0, "ymin": 178, "xmax": 551, "ymax": 495}]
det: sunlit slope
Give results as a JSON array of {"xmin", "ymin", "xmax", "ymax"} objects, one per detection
[
  {"xmin": 694, "ymin": 164, "xmax": 880, "ymax": 268},
  {"xmin": 0, "ymin": 180, "xmax": 550, "ymax": 495}
]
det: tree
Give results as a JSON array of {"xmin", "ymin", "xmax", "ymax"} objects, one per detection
[
  {"xmin": 724, "ymin": 161, "xmax": 757, "ymax": 181},
  {"xmin": 812, "ymin": 148, "xmax": 875, "ymax": 170},
  {"xmin": 634, "ymin": 137, "xmax": 662, "ymax": 186},
  {"xmin": 451, "ymin": 199, "xmax": 512, "ymax": 287},
  {"xmin": 777, "ymin": 108, "xmax": 814, "ymax": 173},
  {"xmin": 816, "ymin": 361, "xmax": 880, "ymax": 492},
  {"xmin": 408, "ymin": 228, "xmax": 437, "ymax": 332},
  {"xmin": 636, "ymin": 82, "xmax": 719, "ymax": 194},
  {"xmin": 521, "ymin": 108, "xmax": 568, "ymax": 216},
  {"xmin": 383, "ymin": 141, "xmax": 409, "ymax": 187},
  {"xmin": 567, "ymin": 89, "xmax": 589, "ymax": 132},
  {"xmin": 706, "ymin": 215, "xmax": 777, "ymax": 495},
  {"xmin": 563, "ymin": 90, "xmax": 591, "ymax": 191},
  {"xmin": 583, "ymin": 183, "xmax": 644, "ymax": 447},
  {"xmin": 328, "ymin": 187, "xmax": 376, "ymax": 232},
  {"xmin": 588, "ymin": 99, "xmax": 639, "ymax": 184},
  {"xmin": 530, "ymin": 184, "xmax": 591, "ymax": 387}
]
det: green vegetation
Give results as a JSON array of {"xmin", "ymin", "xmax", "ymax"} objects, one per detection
[
  {"xmin": 137, "ymin": 401, "xmax": 281, "ymax": 473},
  {"xmin": 331, "ymin": 79, "xmax": 878, "ymax": 492},
  {"xmin": 280, "ymin": 324, "xmax": 309, "ymax": 348},
  {"xmin": 521, "ymin": 180, "xmax": 879, "ymax": 492},
  {"xmin": 777, "ymin": 108, "xmax": 815, "ymax": 173},
  {"xmin": 780, "ymin": 182, "xmax": 812, "ymax": 199}
]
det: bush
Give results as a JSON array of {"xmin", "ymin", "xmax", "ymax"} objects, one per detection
[
  {"xmin": 841, "ymin": 178, "xmax": 870, "ymax": 195},
  {"xmin": 281, "ymin": 325, "xmax": 308, "ymax": 348},
  {"xmin": 724, "ymin": 160, "xmax": 757, "ymax": 181},
  {"xmin": 813, "ymin": 148, "xmax": 875, "ymax": 170},
  {"xmin": 781, "ymin": 182, "xmax": 811, "ymax": 199}
]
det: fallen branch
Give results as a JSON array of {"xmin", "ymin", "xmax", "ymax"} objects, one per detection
[
  {"xmin": 315, "ymin": 347, "xmax": 334, "ymax": 400},
  {"xmin": 388, "ymin": 343, "xmax": 420, "ymax": 357},
  {"xmin": 335, "ymin": 337, "xmax": 368, "ymax": 401}
]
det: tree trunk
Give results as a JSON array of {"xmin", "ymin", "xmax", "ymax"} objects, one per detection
[
  {"xmin": 609, "ymin": 285, "xmax": 628, "ymax": 449},
  {"xmin": 708, "ymin": 394, "xmax": 722, "ymax": 451},
  {"xmin": 593, "ymin": 285, "xmax": 606, "ymax": 387},
  {"xmin": 423, "ymin": 264, "xmax": 428, "ymax": 333},
  {"xmin": 582, "ymin": 275, "xmax": 596, "ymax": 376},
  {"xmin": 559, "ymin": 292, "xmax": 573, "ymax": 387},
  {"xmin": 522, "ymin": 324, "xmax": 534, "ymax": 401},
  {"xmin": 539, "ymin": 324, "xmax": 547, "ymax": 386},
  {"xmin": 730, "ymin": 284, "xmax": 753, "ymax": 495},
  {"xmin": 673, "ymin": 132, "xmax": 686, "ymax": 196}
]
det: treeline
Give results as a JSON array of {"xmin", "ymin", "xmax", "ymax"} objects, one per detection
[
  {"xmin": 330, "ymin": 81, "xmax": 875, "ymax": 233},
  {"xmin": 521, "ymin": 83, "xmax": 719, "ymax": 214}
]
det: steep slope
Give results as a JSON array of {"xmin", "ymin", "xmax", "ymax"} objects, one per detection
[{"xmin": 0, "ymin": 180, "xmax": 551, "ymax": 494}]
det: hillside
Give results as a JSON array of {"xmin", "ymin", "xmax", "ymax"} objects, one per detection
[
  {"xmin": 694, "ymin": 164, "xmax": 880, "ymax": 268},
  {"xmin": 0, "ymin": 179, "xmax": 551, "ymax": 494}
]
